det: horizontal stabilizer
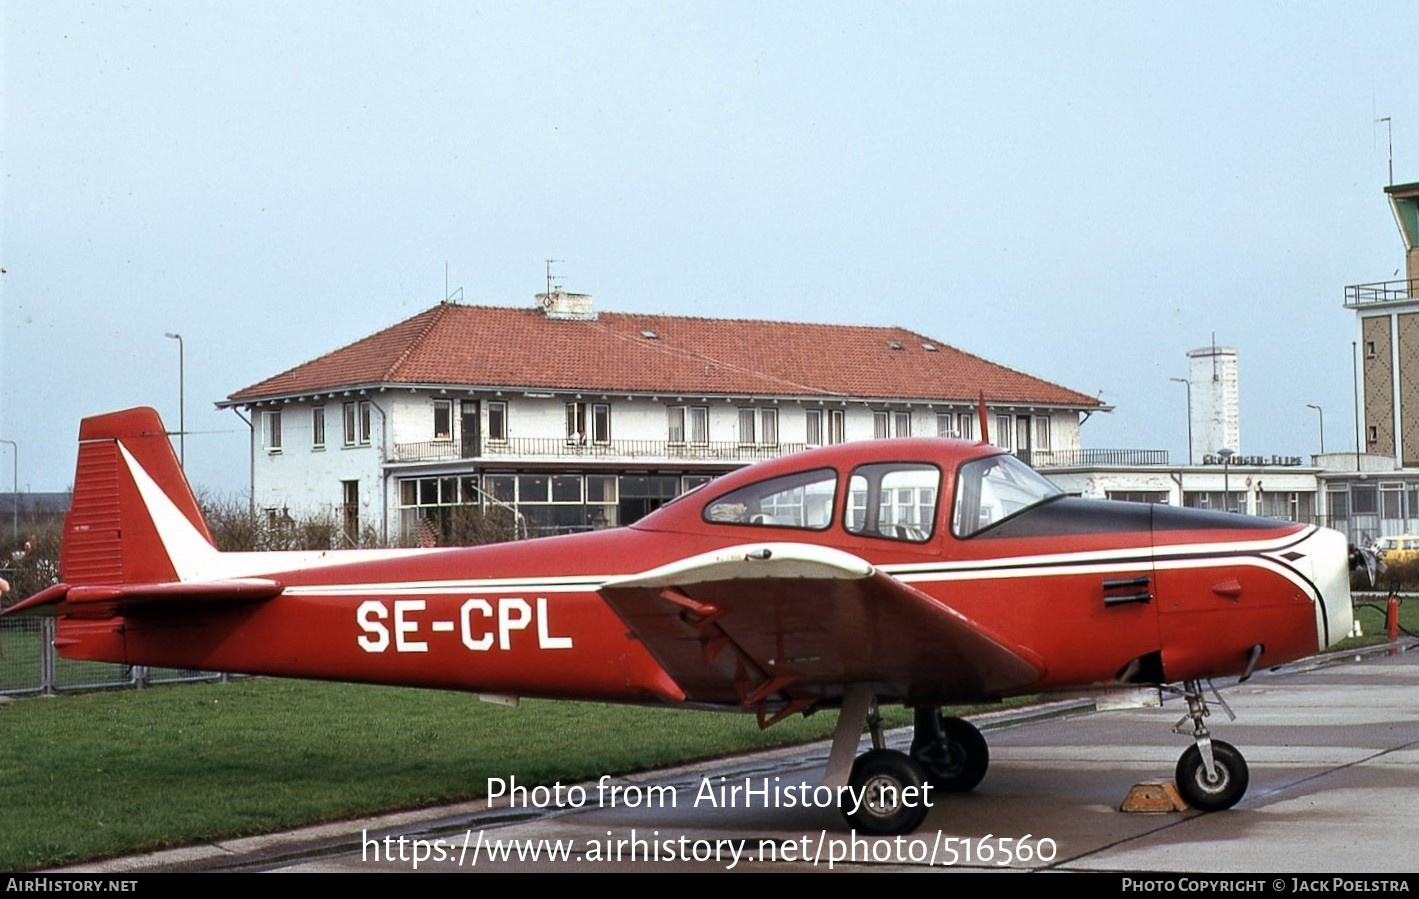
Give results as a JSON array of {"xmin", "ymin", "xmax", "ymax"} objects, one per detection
[{"xmin": 1, "ymin": 578, "xmax": 283, "ymax": 618}]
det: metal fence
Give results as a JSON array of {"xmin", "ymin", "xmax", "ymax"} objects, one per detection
[{"xmin": 0, "ymin": 616, "xmax": 225, "ymax": 696}]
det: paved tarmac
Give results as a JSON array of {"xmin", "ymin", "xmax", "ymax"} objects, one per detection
[{"xmin": 59, "ymin": 643, "xmax": 1419, "ymax": 873}]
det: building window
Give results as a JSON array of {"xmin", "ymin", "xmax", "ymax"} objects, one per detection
[
  {"xmin": 400, "ymin": 472, "xmax": 621, "ymax": 541},
  {"xmin": 343, "ymin": 401, "xmax": 371, "ymax": 446},
  {"xmin": 1034, "ymin": 416, "xmax": 1051, "ymax": 451},
  {"xmin": 1184, "ymin": 491, "xmax": 1246, "ymax": 514},
  {"xmin": 434, "ymin": 399, "xmax": 453, "ymax": 441},
  {"xmin": 738, "ymin": 408, "xmax": 779, "ymax": 446},
  {"xmin": 995, "ymin": 415, "xmax": 1012, "ymax": 449},
  {"xmin": 936, "ymin": 413, "xmax": 953, "ymax": 438},
  {"xmin": 828, "ymin": 409, "xmax": 846, "ymax": 444},
  {"xmin": 1366, "ymin": 340, "xmax": 1377, "ymax": 359},
  {"xmin": 806, "ymin": 410, "xmax": 823, "ymax": 446},
  {"xmin": 873, "ymin": 411, "xmax": 889, "ymax": 439},
  {"xmin": 957, "ymin": 413, "xmax": 974, "ymax": 441},
  {"xmin": 1258, "ymin": 491, "xmax": 1313, "ymax": 522},
  {"xmin": 668, "ymin": 407, "xmax": 684, "ymax": 444},
  {"xmin": 312, "ymin": 406, "xmax": 325, "ymax": 450},
  {"xmin": 668, "ymin": 406, "xmax": 709, "ymax": 446},
  {"xmin": 1368, "ymin": 425, "xmax": 1379, "ymax": 444},
  {"xmin": 488, "ymin": 401, "xmax": 508, "ymax": 443},
  {"xmin": 892, "ymin": 411, "xmax": 911, "ymax": 438},
  {"xmin": 564, "ymin": 402, "xmax": 612, "ymax": 445},
  {"xmin": 262, "ymin": 410, "xmax": 282, "ymax": 452},
  {"xmin": 341, "ymin": 400, "xmax": 371, "ymax": 445},
  {"xmin": 1107, "ymin": 491, "xmax": 1169, "ymax": 504},
  {"xmin": 567, "ymin": 402, "xmax": 588, "ymax": 445}
]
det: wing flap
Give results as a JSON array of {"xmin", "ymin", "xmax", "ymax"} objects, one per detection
[{"xmin": 599, "ymin": 543, "xmax": 1045, "ymax": 711}]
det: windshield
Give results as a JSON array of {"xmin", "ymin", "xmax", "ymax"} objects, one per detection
[{"xmin": 952, "ymin": 453, "xmax": 1064, "ymax": 537}]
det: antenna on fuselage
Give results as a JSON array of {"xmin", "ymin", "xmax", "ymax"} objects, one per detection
[{"xmin": 977, "ymin": 392, "xmax": 990, "ymax": 445}]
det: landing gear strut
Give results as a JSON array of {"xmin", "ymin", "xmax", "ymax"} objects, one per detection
[
  {"xmin": 1170, "ymin": 679, "xmax": 1249, "ymax": 810},
  {"xmin": 826, "ymin": 689, "xmax": 989, "ymax": 835}
]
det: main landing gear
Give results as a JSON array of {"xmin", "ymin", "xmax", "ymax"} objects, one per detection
[
  {"xmin": 825, "ymin": 688, "xmax": 990, "ymax": 836},
  {"xmin": 1170, "ymin": 679, "xmax": 1249, "ymax": 811}
]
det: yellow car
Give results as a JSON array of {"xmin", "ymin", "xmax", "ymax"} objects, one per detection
[{"xmin": 1373, "ymin": 534, "xmax": 1419, "ymax": 566}]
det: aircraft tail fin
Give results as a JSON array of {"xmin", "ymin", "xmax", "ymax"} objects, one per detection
[{"xmin": 60, "ymin": 407, "xmax": 218, "ymax": 586}]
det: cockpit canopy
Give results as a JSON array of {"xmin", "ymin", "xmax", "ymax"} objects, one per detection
[{"xmin": 639, "ymin": 439, "xmax": 1065, "ymax": 544}]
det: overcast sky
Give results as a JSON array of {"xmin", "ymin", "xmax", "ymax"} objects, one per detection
[{"xmin": 3, "ymin": 2, "xmax": 1417, "ymax": 496}]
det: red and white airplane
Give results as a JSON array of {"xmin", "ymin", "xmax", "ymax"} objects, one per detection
[{"xmin": 4, "ymin": 408, "xmax": 1356, "ymax": 835}]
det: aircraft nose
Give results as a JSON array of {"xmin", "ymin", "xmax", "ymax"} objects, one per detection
[{"xmin": 1296, "ymin": 526, "xmax": 1354, "ymax": 650}]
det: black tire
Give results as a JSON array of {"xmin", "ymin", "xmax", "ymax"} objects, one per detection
[
  {"xmin": 911, "ymin": 714, "xmax": 990, "ymax": 793},
  {"xmin": 841, "ymin": 749, "xmax": 931, "ymax": 836},
  {"xmin": 1175, "ymin": 740, "xmax": 1249, "ymax": 811}
]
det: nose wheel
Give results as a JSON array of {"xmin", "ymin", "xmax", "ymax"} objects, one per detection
[
  {"xmin": 1170, "ymin": 679, "xmax": 1249, "ymax": 810},
  {"xmin": 1175, "ymin": 740, "xmax": 1248, "ymax": 810}
]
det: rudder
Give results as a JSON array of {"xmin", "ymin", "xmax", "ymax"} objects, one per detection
[{"xmin": 61, "ymin": 407, "xmax": 215, "ymax": 585}]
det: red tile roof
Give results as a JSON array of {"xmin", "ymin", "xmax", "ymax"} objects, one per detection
[{"xmin": 226, "ymin": 303, "xmax": 1102, "ymax": 408}]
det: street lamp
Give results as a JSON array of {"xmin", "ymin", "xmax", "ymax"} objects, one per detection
[
  {"xmin": 0, "ymin": 438, "xmax": 15, "ymax": 546},
  {"xmin": 1170, "ymin": 377, "xmax": 1193, "ymax": 464},
  {"xmin": 1218, "ymin": 446, "xmax": 1235, "ymax": 513},
  {"xmin": 164, "ymin": 332, "xmax": 185, "ymax": 468},
  {"xmin": 1306, "ymin": 404, "xmax": 1324, "ymax": 455}
]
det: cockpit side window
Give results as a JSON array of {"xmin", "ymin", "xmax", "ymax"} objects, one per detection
[
  {"xmin": 702, "ymin": 468, "xmax": 838, "ymax": 530},
  {"xmin": 952, "ymin": 453, "xmax": 1064, "ymax": 537},
  {"xmin": 844, "ymin": 463, "xmax": 940, "ymax": 542}
]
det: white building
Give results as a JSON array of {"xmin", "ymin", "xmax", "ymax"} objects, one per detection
[{"xmin": 220, "ymin": 291, "xmax": 1109, "ymax": 545}]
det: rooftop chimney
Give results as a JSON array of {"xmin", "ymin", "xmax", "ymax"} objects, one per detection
[{"xmin": 535, "ymin": 289, "xmax": 596, "ymax": 321}]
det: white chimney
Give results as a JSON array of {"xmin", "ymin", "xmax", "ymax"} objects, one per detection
[{"xmin": 535, "ymin": 289, "xmax": 596, "ymax": 320}]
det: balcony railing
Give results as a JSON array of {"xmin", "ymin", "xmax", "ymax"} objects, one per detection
[
  {"xmin": 1023, "ymin": 448, "xmax": 1170, "ymax": 468},
  {"xmin": 1344, "ymin": 279, "xmax": 1418, "ymax": 307},
  {"xmin": 392, "ymin": 437, "xmax": 810, "ymax": 464}
]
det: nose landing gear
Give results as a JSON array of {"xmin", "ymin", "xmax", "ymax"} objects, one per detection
[{"xmin": 1170, "ymin": 679, "xmax": 1249, "ymax": 810}]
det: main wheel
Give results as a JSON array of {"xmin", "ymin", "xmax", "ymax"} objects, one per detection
[
  {"xmin": 842, "ymin": 749, "xmax": 931, "ymax": 835},
  {"xmin": 1175, "ymin": 740, "xmax": 1249, "ymax": 811},
  {"xmin": 911, "ymin": 713, "xmax": 989, "ymax": 792}
]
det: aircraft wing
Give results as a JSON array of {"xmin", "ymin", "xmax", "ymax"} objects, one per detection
[{"xmin": 598, "ymin": 543, "xmax": 1045, "ymax": 722}]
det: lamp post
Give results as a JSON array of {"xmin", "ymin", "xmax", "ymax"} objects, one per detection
[
  {"xmin": 0, "ymin": 438, "xmax": 15, "ymax": 546},
  {"xmin": 164, "ymin": 332, "xmax": 185, "ymax": 468},
  {"xmin": 1218, "ymin": 446, "xmax": 1235, "ymax": 513},
  {"xmin": 1306, "ymin": 404, "xmax": 1324, "ymax": 455},
  {"xmin": 1170, "ymin": 377, "xmax": 1193, "ymax": 464}
]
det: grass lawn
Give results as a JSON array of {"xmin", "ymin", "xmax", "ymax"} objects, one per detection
[
  {"xmin": 0, "ymin": 677, "xmax": 922, "ymax": 871},
  {"xmin": 1331, "ymin": 595, "xmax": 1419, "ymax": 651}
]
